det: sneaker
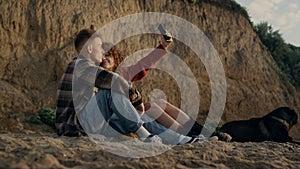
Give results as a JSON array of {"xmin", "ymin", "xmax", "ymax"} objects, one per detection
[
  {"xmin": 186, "ymin": 135, "xmax": 207, "ymax": 144},
  {"xmin": 140, "ymin": 134, "xmax": 162, "ymax": 143}
]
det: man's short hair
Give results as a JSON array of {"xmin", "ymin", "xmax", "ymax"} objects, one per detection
[{"xmin": 74, "ymin": 28, "xmax": 96, "ymax": 53}]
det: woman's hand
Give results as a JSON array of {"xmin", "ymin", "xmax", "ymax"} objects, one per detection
[
  {"xmin": 135, "ymin": 103, "xmax": 145, "ymax": 115},
  {"xmin": 161, "ymin": 34, "xmax": 173, "ymax": 49}
]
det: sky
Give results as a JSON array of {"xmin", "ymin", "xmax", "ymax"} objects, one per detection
[{"xmin": 235, "ymin": 0, "xmax": 300, "ymax": 46}]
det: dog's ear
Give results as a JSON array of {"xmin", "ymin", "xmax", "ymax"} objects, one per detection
[
  {"xmin": 285, "ymin": 108, "xmax": 298, "ymax": 124},
  {"xmin": 270, "ymin": 107, "xmax": 295, "ymax": 121},
  {"xmin": 266, "ymin": 107, "xmax": 282, "ymax": 119}
]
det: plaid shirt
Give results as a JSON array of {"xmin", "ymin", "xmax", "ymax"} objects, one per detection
[
  {"xmin": 55, "ymin": 45, "xmax": 167, "ymax": 137},
  {"xmin": 55, "ymin": 57, "xmax": 80, "ymax": 136},
  {"xmin": 55, "ymin": 57, "xmax": 130, "ymax": 136}
]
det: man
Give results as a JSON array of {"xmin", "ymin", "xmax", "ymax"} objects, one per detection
[{"xmin": 55, "ymin": 28, "xmax": 160, "ymax": 142}]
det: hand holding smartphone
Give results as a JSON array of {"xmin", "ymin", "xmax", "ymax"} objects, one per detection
[{"xmin": 158, "ymin": 24, "xmax": 172, "ymax": 43}]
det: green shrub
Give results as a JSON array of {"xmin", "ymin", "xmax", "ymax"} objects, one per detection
[
  {"xmin": 25, "ymin": 114, "xmax": 43, "ymax": 124},
  {"xmin": 255, "ymin": 22, "xmax": 300, "ymax": 89},
  {"xmin": 26, "ymin": 107, "xmax": 56, "ymax": 128}
]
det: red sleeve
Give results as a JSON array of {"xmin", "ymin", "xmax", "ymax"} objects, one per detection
[{"xmin": 120, "ymin": 44, "xmax": 168, "ymax": 82}]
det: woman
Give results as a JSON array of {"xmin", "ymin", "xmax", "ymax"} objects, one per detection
[{"xmin": 100, "ymin": 40, "xmax": 230, "ymax": 141}]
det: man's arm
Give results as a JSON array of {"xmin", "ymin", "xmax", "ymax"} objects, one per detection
[{"xmin": 74, "ymin": 58, "xmax": 131, "ymax": 96}]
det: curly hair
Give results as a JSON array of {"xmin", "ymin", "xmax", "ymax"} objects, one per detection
[{"xmin": 102, "ymin": 42, "xmax": 126, "ymax": 72}]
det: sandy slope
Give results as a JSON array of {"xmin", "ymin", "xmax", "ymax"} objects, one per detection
[{"xmin": 1, "ymin": 131, "xmax": 300, "ymax": 169}]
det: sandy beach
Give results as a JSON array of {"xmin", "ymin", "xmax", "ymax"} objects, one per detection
[{"xmin": 1, "ymin": 130, "xmax": 300, "ymax": 169}]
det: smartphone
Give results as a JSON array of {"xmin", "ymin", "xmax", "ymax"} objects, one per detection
[{"xmin": 158, "ymin": 24, "xmax": 172, "ymax": 42}]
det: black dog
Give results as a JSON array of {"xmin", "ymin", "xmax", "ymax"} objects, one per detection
[{"xmin": 219, "ymin": 107, "xmax": 298, "ymax": 143}]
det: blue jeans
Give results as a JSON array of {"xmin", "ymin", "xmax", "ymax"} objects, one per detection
[
  {"xmin": 78, "ymin": 89, "xmax": 183, "ymax": 145},
  {"xmin": 78, "ymin": 89, "xmax": 143, "ymax": 137}
]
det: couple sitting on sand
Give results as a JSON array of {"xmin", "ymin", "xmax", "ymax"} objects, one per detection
[{"xmin": 55, "ymin": 26, "xmax": 230, "ymax": 145}]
